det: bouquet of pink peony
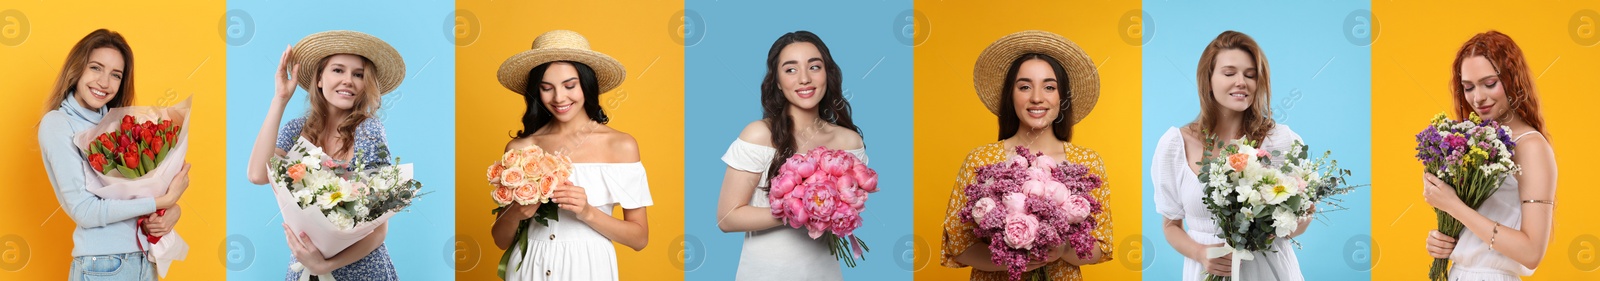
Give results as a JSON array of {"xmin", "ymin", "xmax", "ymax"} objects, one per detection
[
  {"xmin": 959, "ymin": 146, "xmax": 1103, "ymax": 281},
  {"xmin": 485, "ymin": 145, "xmax": 573, "ymax": 279},
  {"xmin": 1414, "ymin": 112, "xmax": 1519, "ymax": 281},
  {"xmin": 768, "ymin": 146, "xmax": 880, "ymax": 267}
]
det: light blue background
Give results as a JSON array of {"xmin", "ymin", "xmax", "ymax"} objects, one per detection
[
  {"xmin": 224, "ymin": 0, "xmax": 456, "ymax": 280},
  {"xmin": 683, "ymin": 0, "xmax": 914, "ymax": 280},
  {"xmin": 1140, "ymin": 1, "xmax": 1373, "ymax": 280}
]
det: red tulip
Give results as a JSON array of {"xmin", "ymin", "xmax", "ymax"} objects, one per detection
[
  {"xmin": 88, "ymin": 153, "xmax": 108, "ymax": 172},
  {"xmin": 97, "ymin": 133, "xmax": 116, "ymax": 152},
  {"xmin": 122, "ymin": 152, "xmax": 139, "ymax": 170},
  {"xmin": 120, "ymin": 115, "xmax": 135, "ymax": 132}
]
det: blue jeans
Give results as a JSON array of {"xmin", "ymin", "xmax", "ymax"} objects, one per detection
[{"xmin": 69, "ymin": 252, "xmax": 153, "ymax": 281}]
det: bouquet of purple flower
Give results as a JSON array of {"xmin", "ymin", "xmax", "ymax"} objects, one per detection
[
  {"xmin": 959, "ymin": 146, "xmax": 1102, "ymax": 281},
  {"xmin": 1415, "ymin": 112, "xmax": 1520, "ymax": 281}
]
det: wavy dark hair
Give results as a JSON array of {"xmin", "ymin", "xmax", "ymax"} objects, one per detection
[
  {"xmin": 760, "ymin": 31, "xmax": 861, "ymax": 187},
  {"xmin": 996, "ymin": 53, "xmax": 1072, "ymax": 141},
  {"xmin": 514, "ymin": 61, "xmax": 609, "ymax": 138}
]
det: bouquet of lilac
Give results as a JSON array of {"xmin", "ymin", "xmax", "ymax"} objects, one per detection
[
  {"xmin": 1415, "ymin": 112, "xmax": 1519, "ymax": 281},
  {"xmin": 959, "ymin": 146, "xmax": 1102, "ymax": 281}
]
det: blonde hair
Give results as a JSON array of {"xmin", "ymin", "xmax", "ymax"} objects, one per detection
[
  {"xmin": 1190, "ymin": 30, "xmax": 1274, "ymax": 144},
  {"xmin": 44, "ymin": 29, "xmax": 135, "ymax": 113},
  {"xmin": 302, "ymin": 54, "xmax": 383, "ymax": 155}
]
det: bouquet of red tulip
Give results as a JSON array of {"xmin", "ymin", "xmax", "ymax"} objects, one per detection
[{"xmin": 71, "ymin": 97, "xmax": 193, "ymax": 277}]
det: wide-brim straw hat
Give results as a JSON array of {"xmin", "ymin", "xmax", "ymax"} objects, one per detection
[
  {"xmin": 973, "ymin": 30, "xmax": 1100, "ymax": 125},
  {"xmin": 497, "ymin": 30, "xmax": 626, "ymax": 95},
  {"xmin": 291, "ymin": 30, "xmax": 406, "ymax": 95}
]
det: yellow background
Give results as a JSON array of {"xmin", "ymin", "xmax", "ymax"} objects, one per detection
[
  {"xmin": 1372, "ymin": 0, "xmax": 1600, "ymax": 279},
  {"xmin": 911, "ymin": 0, "xmax": 1143, "ymax": 280},
  {"xmin": 452, "ymin": 0, "xmax": 686, "ymax": 280},
  {"xmin": 0, "ymin": 1, "xmax": 227, "ymax": 280}
]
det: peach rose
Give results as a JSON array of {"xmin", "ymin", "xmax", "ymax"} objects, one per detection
[
  {"xmin": 486, "ymin": 163, "xmax": 505, "ymax": 185},
  {"xmin": 491, "ymin": 186, "xmax": 514, "ymax": 206},
  {"xmin": 500, "ymin": 167, "xmax": 527, "ymax": 189},
  {"xmin": 1227, "ymin": 153, "xmax": 1251, "ymax": 172},
  {"xmin": 287, "ymin": 163, "xmax": 307, "ymax": 182}
]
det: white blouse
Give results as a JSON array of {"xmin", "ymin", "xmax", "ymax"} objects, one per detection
[
  {"xmin": 722, "ymin": 138, "xmax": 867, "ymax": 281},
  {"xmin": 506, "ymin": 162, "xmax": 653, "ymax": 281},
  {"xmin": 1152, "ymin": 125, "xmax": 1304, "ymax": 281}
]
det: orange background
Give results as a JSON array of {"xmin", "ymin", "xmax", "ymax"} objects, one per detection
[
  {"xmin": 1372, "ymin": 0, "xmax": 1600, "ymax": 279},
  {"xmin": 0, "ymin": 0, "xmax": 228, "ymax": 280},
  {"xmin": 452, "ymin": 0, "xmax": 686, "ymax": 280},
  {"xmin": 911, "ymin": 0, "xmax": 1144, "ymax": 280}
]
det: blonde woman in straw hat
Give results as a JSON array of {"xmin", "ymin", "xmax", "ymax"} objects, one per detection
[
  {"xmin": 938, "ymin": 30, "xmax": 1113, "ymax": 281},
  {"xmin": 715, "ymin": 30, "xmax": 865, "ymax": 280},
  {"xmin": 246, "ymin": 30, "xmax": 406, "ymax": 280},
  {"xmin": 489, "ymin": 30, "xmax": 652, "ymax": 281},
  {"xmin": 1151, "ymin": 30, "xmax": 1310, "ymax": 281}
]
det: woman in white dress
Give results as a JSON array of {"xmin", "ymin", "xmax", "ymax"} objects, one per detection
[
  {"xmin": 716, "ymin": 30, "xmax": 866, "ymax": 281},
  {"xmin": 489, "ymin": 30, "xmax": 653, "ymax": 281},
  {"xmin": 1422, "ymin": 30, "xmax": 1556, "ymax": 281},
  {"xmin": 1152, "ymin": 30, "xmax": 1314, "ymax": 281}
]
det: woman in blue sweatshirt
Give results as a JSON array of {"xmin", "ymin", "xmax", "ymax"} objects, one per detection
[{"xmin": 36, "ymin": 29, "xmax": 191, "ymax": 281}]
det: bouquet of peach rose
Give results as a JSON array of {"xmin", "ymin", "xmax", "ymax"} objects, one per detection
[{"xmin": 486, "ymin": 145, "xmax": 573, "ymax": 279}]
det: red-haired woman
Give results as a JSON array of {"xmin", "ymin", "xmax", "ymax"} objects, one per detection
[{"xmin": 1422, "ymin": 30, "xmax": 1556, "ymax": 281}]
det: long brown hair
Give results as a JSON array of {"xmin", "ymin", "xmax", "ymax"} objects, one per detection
[
  {"xmin": 1450, "ymin": 30, "xmax": 1545, "ymax": 137},
  {"xmin": 996, "ymin": 53, "xmax": 1073, "ymax": 142},
  {"xmin": 1191, "ymin": 30, "xmax": 1274, "ymax": 144},
  {"xmin": 760, "ymin": 31, "xmax": 861, "ymax": 187},
  {"xmin": 302, "ymin": 54, "xmax": 383, "ymax": 155},
  {"xmin": 43, "ymin": 29, "xmax": 135, "ymax": 113}
]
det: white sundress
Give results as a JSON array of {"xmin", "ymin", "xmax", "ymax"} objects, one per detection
[
  {"xmin": 505, "ymin": 162, "xmax": 653, "ymax": 281},
  {"xmin": 721, "ymin": 138, "xmax": 868, "ymax": 281},
  {"xmin": 1448, "ymin": 131, "xmax": 1543, "ymax": 280},
  {"xmin": 1152, "ymin": 125, "xmax": 1305, "ymax": 281}
]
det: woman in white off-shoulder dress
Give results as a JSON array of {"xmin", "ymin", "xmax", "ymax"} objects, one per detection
[
  {"xmin": 715, "ymin": 30, "xmax": 867, "ymax": 281},
  {"xmin": 490, "ymin": 30, "xmax": 653, "ymax": 281}
]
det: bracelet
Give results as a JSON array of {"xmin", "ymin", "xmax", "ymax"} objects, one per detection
[
  {"xmin": 1521, "ymin": 199, "xmax": 1555, "ymax": 206},
  {"xmin": 1489, "ymin": 223, "xmax": 1501, "ymax": 252}
]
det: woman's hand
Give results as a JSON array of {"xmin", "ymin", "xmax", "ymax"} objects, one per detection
[
  {"xmin": 1426, "ymin": 230, "xmax": 1458, "ymax": 259},
  {"xmin": 275, "ymin": 45, "xmax": 300, "ymax": 101},
  {"xmin": 142, "ymin": 205, "xmax": 180, "ymax": 237},
  {"xmin": 157, "ymin": 163, "xmax": 192, "ymax": 209},
  {"xmin": 550, "ymin": 182, "xmax": 597, "ymax": 222},
  {"xmin": 1422, "ymin": 173, "xmax": 1466, "ymax": 214},
  {"xmin": 284, "ymin": 223, "xmax": 332, "ymax": 275},
  {"xmin": 1202, "ymin": 243, "xmax": 1233, "ymax": 277}
]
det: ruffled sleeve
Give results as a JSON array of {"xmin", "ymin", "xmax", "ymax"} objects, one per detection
[
  {"xmin": 721, "ymin": 138, "xmax": 776, "ymax": 174},
  {"xmin": 275, "ymin": 117, "xmax": 307, "ymax": 151},
  {"xmin": 577, "ymin": 162, "xmax": 653, "ymax": 209},
  {"xmin": 1152, "ymin": 127, "xmax": 1187, "ymax": 221}
]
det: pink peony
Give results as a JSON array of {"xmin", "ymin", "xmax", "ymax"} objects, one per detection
[
  {"xmin": 972, "ymin": 197, "xmax": 997, "ymax": 221},
  {"xmin": 770, "ymin": 172, "xmax": 800, "ymax": 198},
  {"xmin": 1021, "ymin": 180, "xmax": 1046, "ymax": 199},
  {"xmin": 1033, "ymin": 154, "xmax": 1057, "ymax": 171},
  {"xmin": 852, "ymin": 163, "xmax": 879, "ymax": 192},
  {"xmin": 1002, "ymin": 214, "xmax": 1040, "ymax": 249},
  {"xmin": 1063, "ymin": 195, "xmax": 1092, "ymax": 223},
  {"xmin": 1003, "ymin": 192, "xmax": 1028, "ymax": 216},
  {"xmin": 792, "ymin": 157, "xmax": 817, "ymax": 178}
]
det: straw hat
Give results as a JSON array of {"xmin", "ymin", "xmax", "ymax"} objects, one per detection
[
  {"xmin": 290, "ymin": 30, "xmax": 406, "ymax": 95},
  {"xmin": 973, "ymin": 30, "xmax": 1100, "ymax": 125},
  {"xmin": 498, "ymin": 30, "xmax": 626, "ymax": 95}
]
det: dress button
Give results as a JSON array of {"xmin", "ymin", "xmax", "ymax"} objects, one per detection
[
  {"xmin": 549, "ymin": 234, "xmax": 556, "ymax": 240},
  {"xmin": 546, "ymin": 270, "xmax": 552, "ymax": 276}
]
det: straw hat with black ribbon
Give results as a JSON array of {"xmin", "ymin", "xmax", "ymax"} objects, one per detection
[
  {"xmin": 290, "ymin": 30, "xmax": 406, "ymax": 95},
  {"xmin": 497, "ymin": 30, "xmax": 626, "ymax": 95},
  {"xmin": 973, "ymin": 30, "xmax": 1100, "ymax": 125}
]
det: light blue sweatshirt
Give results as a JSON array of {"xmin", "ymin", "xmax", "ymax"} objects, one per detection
[{"xmin": 37, "ymin": 91, "xmax": 157, "ymax": 257}]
